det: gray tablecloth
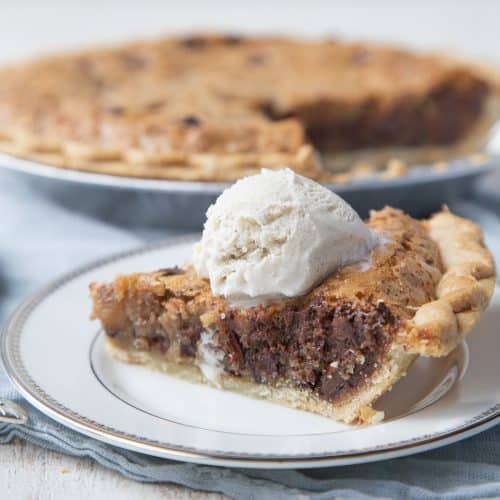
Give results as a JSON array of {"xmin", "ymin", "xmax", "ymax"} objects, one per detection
[{"xmin": 1, "ymin": 169, "xmax": 500, "ymax": 499}]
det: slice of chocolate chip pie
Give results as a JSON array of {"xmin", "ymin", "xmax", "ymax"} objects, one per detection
[{"xmin": 90, "ymin": 171, "xmax": 495, "ymax": 424}]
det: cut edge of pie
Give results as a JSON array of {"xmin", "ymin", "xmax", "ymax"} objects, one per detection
[
  {"xmin": 106, "ymin": 338, "xmax": 415, "ymax": 425},
  {"xmin": 322, "ymin": 92, "xmax": 500, "ymax": 171},
  {"xmin": 89, "ymin": 207, "xmax": 496, "ymax": 424}
]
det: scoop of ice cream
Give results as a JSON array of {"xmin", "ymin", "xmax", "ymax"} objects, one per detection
[{"xmin": 193, "ymin": 168, "xmax": 378, "ymax": 305}]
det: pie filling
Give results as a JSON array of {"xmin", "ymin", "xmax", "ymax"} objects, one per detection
[
  {"xmin": 95, "ymin": 270, "xmax": 397, "ymax": 405},
  {"xmin": 300, "ymin": 77, "xmax": 489, "ymax": 153}
]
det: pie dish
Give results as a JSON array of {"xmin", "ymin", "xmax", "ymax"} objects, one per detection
[
  {"xmin": 90, "ymin": 207, "xmax": 496, "ymax": 424},
  {"xmin": 0, "ymin": 35, "xmax": 498, "ymax": 182}
]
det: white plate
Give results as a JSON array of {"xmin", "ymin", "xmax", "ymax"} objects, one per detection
[{"xmin": 2, "ymin": 237, "xmax": 499, "ymax": 468}]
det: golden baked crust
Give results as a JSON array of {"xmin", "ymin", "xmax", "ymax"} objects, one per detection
[
  {"xmin": 0, "ymin": 35, "xmax": 498, "ymax": 182},
  {"xmin": 89, "ymin": 207, "xmax": 496, "ymax": 424},
  {"xmin": 400, "ymin": 208, "xmax": 496, "ymax": 356}
]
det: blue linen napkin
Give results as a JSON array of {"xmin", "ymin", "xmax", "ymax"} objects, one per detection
[{"xmin": 1, "ymin": 168, "xmax": 500, "ymax": 499}]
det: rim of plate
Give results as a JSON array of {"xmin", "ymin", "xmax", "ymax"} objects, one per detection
[
  {"xmin": 0, "ymin": 150, "xmax": 497, "ymax": 195},
  {"xmin": 1, "ymin": 237, "xmax": 500, "ymax": 468}
]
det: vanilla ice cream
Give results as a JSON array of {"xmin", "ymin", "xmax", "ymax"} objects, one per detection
[{"xmin": 193, "ymin": 168, "xmax": 378, "ymax": 305}]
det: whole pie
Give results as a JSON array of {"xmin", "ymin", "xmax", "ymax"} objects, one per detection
[
  {"xmin": 0, "ymin": 35, "xmax": 498, "ymax": 182},
  {"xmin": 90, "ymin": 207, "xmax": 495, "ymax": 424}
]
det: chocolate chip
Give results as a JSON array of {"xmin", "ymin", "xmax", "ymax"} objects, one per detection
[
  {"xmin": 179, "ymin": 36, "xmax": 207, "ymax": 50},
  {"xmin": 349, "ymin": 49, "xmax": 371, "ymax": 65},
  {"xmin": 106, "ymin": 106, "xmax": 126, "ymax": 116},
  {"xmin": 150, "ymin": 334, "xmax": 170, "ymax": 354},
  {"xmin": 181, "ymin": 115, "xmax": 202, "ymax": 127},
  {"xmin": 180, "ymin": 340, "xmax": 197, "ymax": 357},
  {"xmin": 76, "ymin": 58, "xmax": 105, "ymax": 88},
  {"xmin": 76, "ymin": 57, "xmax": 94, "ymax": 74},
  {"xmin": 248, "ymin": 53, "xmax": 268, "ymax": 66},
  {"xmin": 223, "ymin": 35, "xmax": 244, "ymax": 45},
  {"xmin": 156, "ymin": 266, "xmax": 185, "ymax": 276},
  {"xmin": 121, "ymin": 52, "xmax": 147, "ymax": 69},
  {"xmin": 226, "ymin": 330, "xmax": 244, "ymax": 369},
  {"xmin": 145, "ymin": 100, "xmax": 166, "ymax": 112},
  {"xmin": 258, "ymin": 102, "xmax": 276, "ymax": 120}
]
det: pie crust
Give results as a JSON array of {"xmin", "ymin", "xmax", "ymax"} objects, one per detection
[
  {"xmin": 89, "ymin": 207, "xmax": 496, "ymax": 424},
  {"xmin": 0, "ymin": 35, "xmax": 498, "ymax": 183}
]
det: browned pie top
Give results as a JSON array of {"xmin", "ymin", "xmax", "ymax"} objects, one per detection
[
  {"xmin": 0, "ymin": 35, "xmax": 495, "ymax": 182},
  {"xmin": 91, "ymin": 207, "xmax": 443, "ymax": 337}
]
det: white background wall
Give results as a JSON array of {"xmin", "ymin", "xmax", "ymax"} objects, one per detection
[{"xmin": 0, "ymin": 0, "xmax": 499, "ymax": 64}]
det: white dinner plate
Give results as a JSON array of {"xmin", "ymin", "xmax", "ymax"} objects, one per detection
[{"xmin": 1, "ymin": 237, "xmax": 499, "ymax": 468}]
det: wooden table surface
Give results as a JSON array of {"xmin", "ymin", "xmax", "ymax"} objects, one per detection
[{"xmin": 2, "ymin": 440, "xmax": 224, "ymax": 499}]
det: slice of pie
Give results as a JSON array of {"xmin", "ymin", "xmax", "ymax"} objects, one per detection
[
  {"xmin": 90, "ymin": 207, "xmax": 495, "ymax": 424},
  {"xmin": 1, "ymin": 35, "xmax": 498, "ymax": 182}
]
